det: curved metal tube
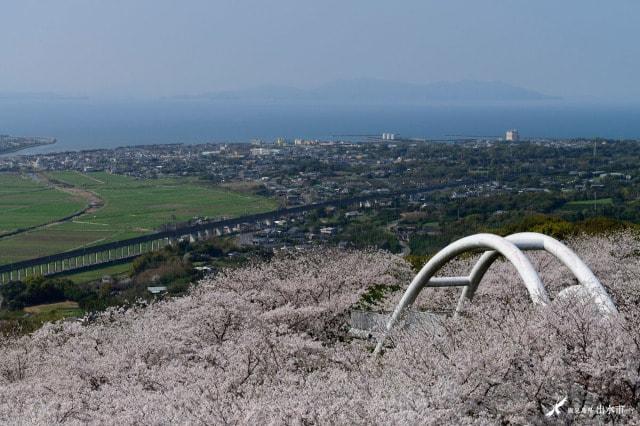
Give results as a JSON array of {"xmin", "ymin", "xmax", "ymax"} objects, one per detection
[
  {"xmin": 373, "ymin": 233, "xmax": 548, "ymax": 354},
  {"xmin": 374, "ymin": 232, "xmax": 617, "ymax": 356},
  {"xmin": 458, "ymin": 232, "xmax": 617, "ymax": 314}
]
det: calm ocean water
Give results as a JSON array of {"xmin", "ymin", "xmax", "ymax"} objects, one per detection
[{"xmin": 1, "ymin": 100, "xmax": 640, "ymax": 155}]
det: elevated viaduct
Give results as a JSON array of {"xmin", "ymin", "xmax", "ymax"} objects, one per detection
[{"xmin": 0, "ymin": 182, "xmax": 461, "ymax": 283}]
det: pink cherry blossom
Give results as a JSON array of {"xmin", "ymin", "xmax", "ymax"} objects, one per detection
[{"xmin": 0, "ymin": 235, "xmax": 638, "ymax": 424}]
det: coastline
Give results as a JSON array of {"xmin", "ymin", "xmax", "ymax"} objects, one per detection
[{"xmin": 0, "ymin": 138, "xmax": 57, "ymax": 157}]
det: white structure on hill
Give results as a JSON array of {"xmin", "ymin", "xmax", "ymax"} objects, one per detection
[{"xmin": 374, "ymin": 232, "xmax": 617, "ymax": 354}]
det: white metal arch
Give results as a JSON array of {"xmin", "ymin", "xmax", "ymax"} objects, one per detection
[
  {"xmin": 458, "ymin": 232, "xmax": 617, "ymax": 314},
  {"xmin": 373, "ymin": 232, "xmax": 616, "ymax": 355},
  {"xmin": 373, "ymin": 233, "xmax": 549, "ymax": 354}
]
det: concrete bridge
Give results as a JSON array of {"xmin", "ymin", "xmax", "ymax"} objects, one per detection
[{"xmin": 0, "ymin": 182, "xmax": 465, "ymax": 284}]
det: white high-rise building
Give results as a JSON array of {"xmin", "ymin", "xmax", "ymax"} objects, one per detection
[{"xmin": 505, "ymin": 129, "xmax": 519, "ymax": 141}]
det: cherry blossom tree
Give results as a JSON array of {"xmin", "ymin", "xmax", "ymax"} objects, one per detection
[{"xmin": 0, "ymin": 234, "xmax": 638, "ymax": 424}]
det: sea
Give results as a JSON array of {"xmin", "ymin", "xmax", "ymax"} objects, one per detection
[{"xmin": 2, "ymin": 99, "xmax": 640, "ymax": 155}]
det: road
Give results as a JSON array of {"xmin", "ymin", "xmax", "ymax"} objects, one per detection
[{"xmin": 386, "ymin": 219, "xmax": 411, "ymax": 257}]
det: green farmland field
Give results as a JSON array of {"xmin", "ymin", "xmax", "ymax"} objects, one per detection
[
  {"xmin": 562, "ymin": 198, "xmax": 614, "ymax": 211},
  {"xmin": 0, "ymin": 173, "xmax": 85, "ymax": 235},
  {"xmin": 0, "ymin": 171, "xmax": 277, "ymax": 265}
]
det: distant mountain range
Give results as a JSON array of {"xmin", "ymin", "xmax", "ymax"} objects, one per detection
[
  {"xmin": 173, "ymin": 79, "xmax": 558, "ymax": 103},
  {"xmin": 0, "ymin": 80, "xmax": 558, "ymax": 103},
  {"xmin": 0, "ymin": 92, "xmax": 87, "ymax": 101}
]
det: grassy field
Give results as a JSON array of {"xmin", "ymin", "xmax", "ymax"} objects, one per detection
[
  {"xmin": 64, "ymin": 262, "xmax": 133, "ymax": 284},
  {"xmin": 563, "ymin": 198, "xmax": 614, "ymax": 211},
  {"xmin": 0, "ymin": 301, "xmax": 84, "ymax": 333},
  {"xmin": 0, "ymin": 171, "xmax": 277, "ymax": 264},
  {"xmin": 23, "ymin": 301, "xmax": 81, "ymax": 315},
  {"xmin": 0, "ymin": 173, "xmax": 85, "ymax": 235}
]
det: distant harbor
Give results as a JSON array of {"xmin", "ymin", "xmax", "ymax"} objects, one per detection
[{"xmin": 0, "ymin": 134, "xmax": 56, "ymax": 155}]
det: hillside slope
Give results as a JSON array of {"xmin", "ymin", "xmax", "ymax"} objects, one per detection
[{"xmin": 0, "ymin": 233, "xmax": 639, "ymax": 424}]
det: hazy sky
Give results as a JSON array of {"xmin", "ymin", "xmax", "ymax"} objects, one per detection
[{"xmin": 1, "ymin": 0, "xmax": 639, "ymax": 100}]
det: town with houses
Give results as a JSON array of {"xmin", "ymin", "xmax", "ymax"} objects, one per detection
[{"xmin": 1, "ymin": 133, "xmax": 637, "ymax": 258}]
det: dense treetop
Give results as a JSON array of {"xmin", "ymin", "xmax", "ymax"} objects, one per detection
[{"xmin": 0, "ymin": 233, "xmax": 639, "ymax": 424}]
